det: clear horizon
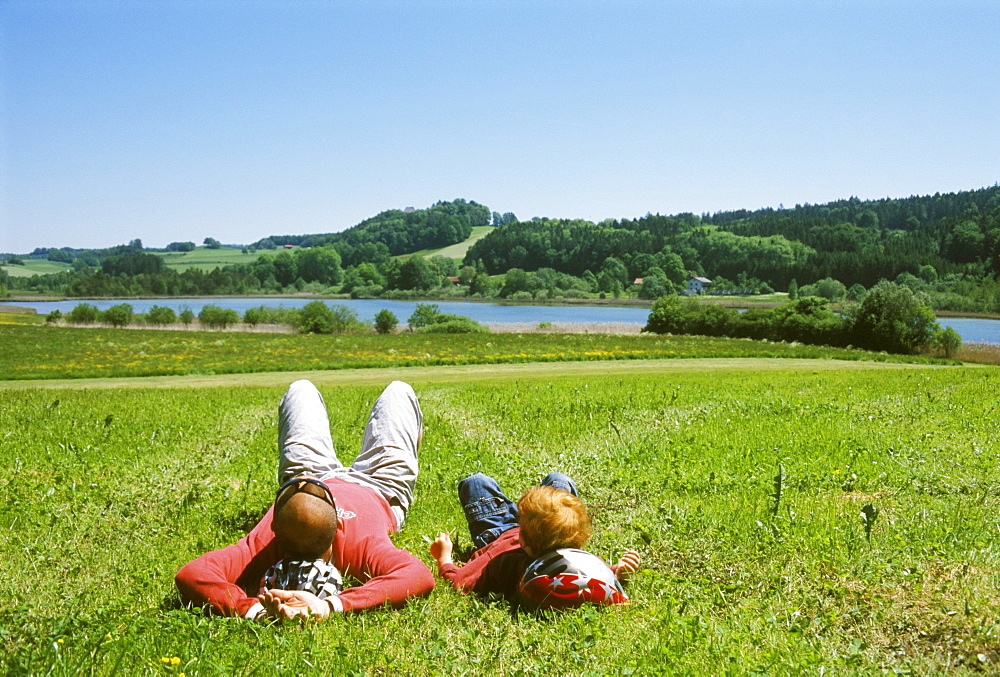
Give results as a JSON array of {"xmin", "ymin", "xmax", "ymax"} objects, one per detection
[{"xmin": 2, "ymin": 0, "xmax": 998, "ymax": 254}]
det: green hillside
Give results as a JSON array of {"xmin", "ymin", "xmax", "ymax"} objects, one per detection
[
  {"xmin": 0, "ymin": 260, "xmax": 75, "ymax": 278},
  {"xmin": 153, "ymin": 246, "xmax": 271, "ymax": 272},
  {"xmin": 408, "ymin": 226, "xmax": 495, "ymax": 259}
]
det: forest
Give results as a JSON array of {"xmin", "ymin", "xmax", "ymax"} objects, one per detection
[{"xmin": 3, "ymin": 188, "xmax": 1000, "ymax": 314}]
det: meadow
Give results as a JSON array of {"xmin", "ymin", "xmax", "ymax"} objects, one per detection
[
  {"xmin": 0, "ymin": 322, "xmax": 953, "ymax": 382},
  {"xmin": 1, "ymin": 352, "xmax": 998, "ymax": 674},
  {"xmin": 154, "ymin": 247, "xmax": 262, "ymax": 272},
  {"xmin": 410, "ymin": 226, "xmax": 495, "ymax": 260},
  {"xmin": 1, "ymin": 260, "xmax": 76, "ymax": 278}
]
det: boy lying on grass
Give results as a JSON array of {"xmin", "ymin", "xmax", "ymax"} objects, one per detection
[{"xmin": 430, "ymin": 472, "xmax": 640, "ymax": 611}]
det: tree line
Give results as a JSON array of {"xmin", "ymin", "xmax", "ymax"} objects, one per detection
[
  {"xmin": 48, "ymin": 300, "xmax": 487, "ymax": 336},
  {"xmin": 3, "ymin": 188, "xmax": 999, "ymax": 314}
]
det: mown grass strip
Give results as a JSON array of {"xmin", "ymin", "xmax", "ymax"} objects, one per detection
[{"xmin": 0, "ymin": 357, "xmax": 958, "ymax": 391}]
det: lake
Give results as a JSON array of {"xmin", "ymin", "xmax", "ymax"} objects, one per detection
[{"xmin": 5, "ymin": 297, "xmax": 999, "ymax": 344}]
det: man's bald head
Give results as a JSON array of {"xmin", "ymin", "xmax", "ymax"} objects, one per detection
[{"xmin": 272, "ymin": 489, "xmax": 339, "ymax": 560}]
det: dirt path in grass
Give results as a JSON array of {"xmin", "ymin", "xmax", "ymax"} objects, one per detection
[{"xmin": 0, "ymin": 358, "xmax": 958, "ymax": 391}]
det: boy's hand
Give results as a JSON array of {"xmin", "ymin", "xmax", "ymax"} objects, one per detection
[
  {"xmin": 429, "ymin": 532, "xmax": 454, "ymax": 567},
  {"xmin": 613, "ymin": 550, "xmax": 641, "ymax": 582}
]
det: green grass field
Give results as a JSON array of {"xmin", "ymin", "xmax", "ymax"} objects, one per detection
[
  {"xmin": 154, "ymin": 247, "xmax": 263, "ymax": 272},
  {"xmin": 410, "ymin": 226, "xmax": 495, "ymax": 260},
  {"xmin": 0, "ymin": 323, "xmax": 952, "ymax": 382},
  {"xmin": 0, "ymin": 260, "xmax": 75, "ymax": 278},
  {"xmin": 1, "ymin": 325, "xmax": 997, "ymax": 674}
]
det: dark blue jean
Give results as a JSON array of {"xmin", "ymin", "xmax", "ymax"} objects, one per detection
[{"xmin": 457, "ymin": 472, "xmax": 578, "ymax": 550}]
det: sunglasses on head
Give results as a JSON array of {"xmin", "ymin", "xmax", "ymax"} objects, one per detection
[{"xmin": 274, "ymin": 477, "xmax": 337, "ymax": 510}]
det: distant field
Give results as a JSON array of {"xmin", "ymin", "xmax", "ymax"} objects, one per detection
[
  {"xmin": 409, "ymin": 226, "xmax": 495, "ymax": 260},
  {"xmin": 154, "ymin": 246, "xmax": 265, "ymax": 271},
  {"xmin": 0, "ymin": 322, "xmax": 950, "ymax": 381},
  {"xmin": 0, "ymin": 260, "xmax": 74, "ymax": 277}
]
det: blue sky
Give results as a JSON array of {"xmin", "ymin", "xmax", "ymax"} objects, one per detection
[{"xmin": 1, "ymin": 0, "xmax": 998, "ymax": 253}]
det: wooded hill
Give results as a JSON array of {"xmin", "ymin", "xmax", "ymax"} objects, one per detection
[
  {"xmin": 466, "ymin": 186, "xmax": 1000, "ymax": 288},
  {"xmin": 246, "ymin": 199, "xmax": 492, "ymax": 267},
  {"xmin": 4, "ymin": 187, "xmax": 999, "ymax": 313}
]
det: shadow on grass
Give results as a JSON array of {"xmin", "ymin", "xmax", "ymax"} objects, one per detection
[{"xmin": 215, "ymin": 505, "xmax": 269, "ymax": 535}]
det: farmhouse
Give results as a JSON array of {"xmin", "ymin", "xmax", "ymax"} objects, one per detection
[{"xmin": 683, "ymin": 276, "xmax": 713, "ymax": 295}]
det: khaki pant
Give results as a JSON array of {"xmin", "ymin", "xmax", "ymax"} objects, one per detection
[{"xmin": 278, "ymin": 379, "xmax": 422, "ymax": 529}]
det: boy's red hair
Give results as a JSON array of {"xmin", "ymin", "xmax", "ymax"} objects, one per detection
[{"xmin": 517, "ymin": 485, "xmax": 592, "ymax": 556}]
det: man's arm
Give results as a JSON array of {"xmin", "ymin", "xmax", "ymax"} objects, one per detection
[
  {"xmin": 175, "ymin": 518, "xmax": 279, "ymax": 618},
  {"xmin": 336, "ymin": 535, "xmax": 434, "ymax": 612}
]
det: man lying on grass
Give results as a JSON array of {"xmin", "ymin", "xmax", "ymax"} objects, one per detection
[
  {"xmin": 176, "ymin": 380, "xmax": 434, "ymax": 621},
  {"xmin": 430, "ymin": 472, "xmax": 640, "ymax": 611}
]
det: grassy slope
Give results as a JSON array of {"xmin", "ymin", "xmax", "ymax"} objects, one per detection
[
  {"xmin": 408, "ymin": 225, "xmax": 495, "ymax": 260},
  {"xmin": 154, "ymin": 246, "xmax": 262, "ymax": 271},
  {"xmin": 0, "ymin": 260, "xmax": 74, "ymax": 277}
]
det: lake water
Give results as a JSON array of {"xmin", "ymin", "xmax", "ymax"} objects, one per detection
[{"xmin": 5, "ymin": 297, "xmax": 999, "ymax": 344}]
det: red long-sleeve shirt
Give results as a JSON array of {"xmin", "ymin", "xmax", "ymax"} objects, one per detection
[
  {"xmin": 176, "ymin": 478, "xmax": 434, "ymax": 615},
  {"xmin": 437, "ymin": 527, "xmax": 531, "ymax": 603}
]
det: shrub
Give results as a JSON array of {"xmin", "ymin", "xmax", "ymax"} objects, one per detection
[
  {"xmin": 415, "ymin": 318, "xmax": 490, "ymax": 334},
  {"xmin": 815, "ymin": 277, "xmax": 847, "ymax": 301},
  {"xmin": 846, "ymin": 283, "xmax": 867, "ymax": 302},
  {"xmin": 299, "ymin": 301, "xmax": 364, "ymax": 334},
  {"xmin": 933, "ymin": 326, "xmax": 962, "ymax": 358},
  {"xmin": 850, "ymin": 280, "xmax": 940, "ymax": 354},
  {"xmin": 179, "ymin": 308, "xmax": 195, "ymax": 326},
  {"xmin": 349, "ymin": 285, "xmax": 383, "ymax": 299},
  {"xmin": 101, "ymin": 303, "xmax": 134, "ymax": 328},
  {"xmin": 298, "ymin": 301, "xmax": 334, "ymax": 334},
  {"xmin": 407, "ymin": 303, "xmax": 442, "ymax": 330},
  {"xmin": 243, "ymin": 307, "xmax": 263, "ymax": 327},
  {"xmin": 242, "ymin": 305, "xmax": 298, "ymax": 328},
  {"xmin": 645, "ymin": 295, "xmax": 855, "ymax": 349},
  {"xmin": 45, "ymin": 310, "xmax": 62, "ymax": 324},
  {"xmin": 198, "ymin": 304, "xmax": 239, "ymax": 329},
  {"xmin": 147, "ymin": 305, "xmax": 177, "ymax": 326},
  {"xmin": 406, "ymin": 302, "xmax": 487, "ymax": 333},
  {"xmin": 771, "ymin": 297, "xmax": 848, "ymax": 346},
  {"xmin": 67, "ymin": 303, "xmax": 100, "ymax": 324},
  {"xmin": 327, "ymin": 304, "xmax": 365, "ymax": 333},
  {"xmin": 374, "ymin": 309, "xmax": 398, "ymax": 335},
  {"xmin": 643, "ymin": 296, "xmax": 735, "ymax": 336}
]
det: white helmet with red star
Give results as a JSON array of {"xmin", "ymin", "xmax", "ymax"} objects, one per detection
[{"xmin": 519, "ymin": 548, "xmax": 629, "ymax": 609}]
